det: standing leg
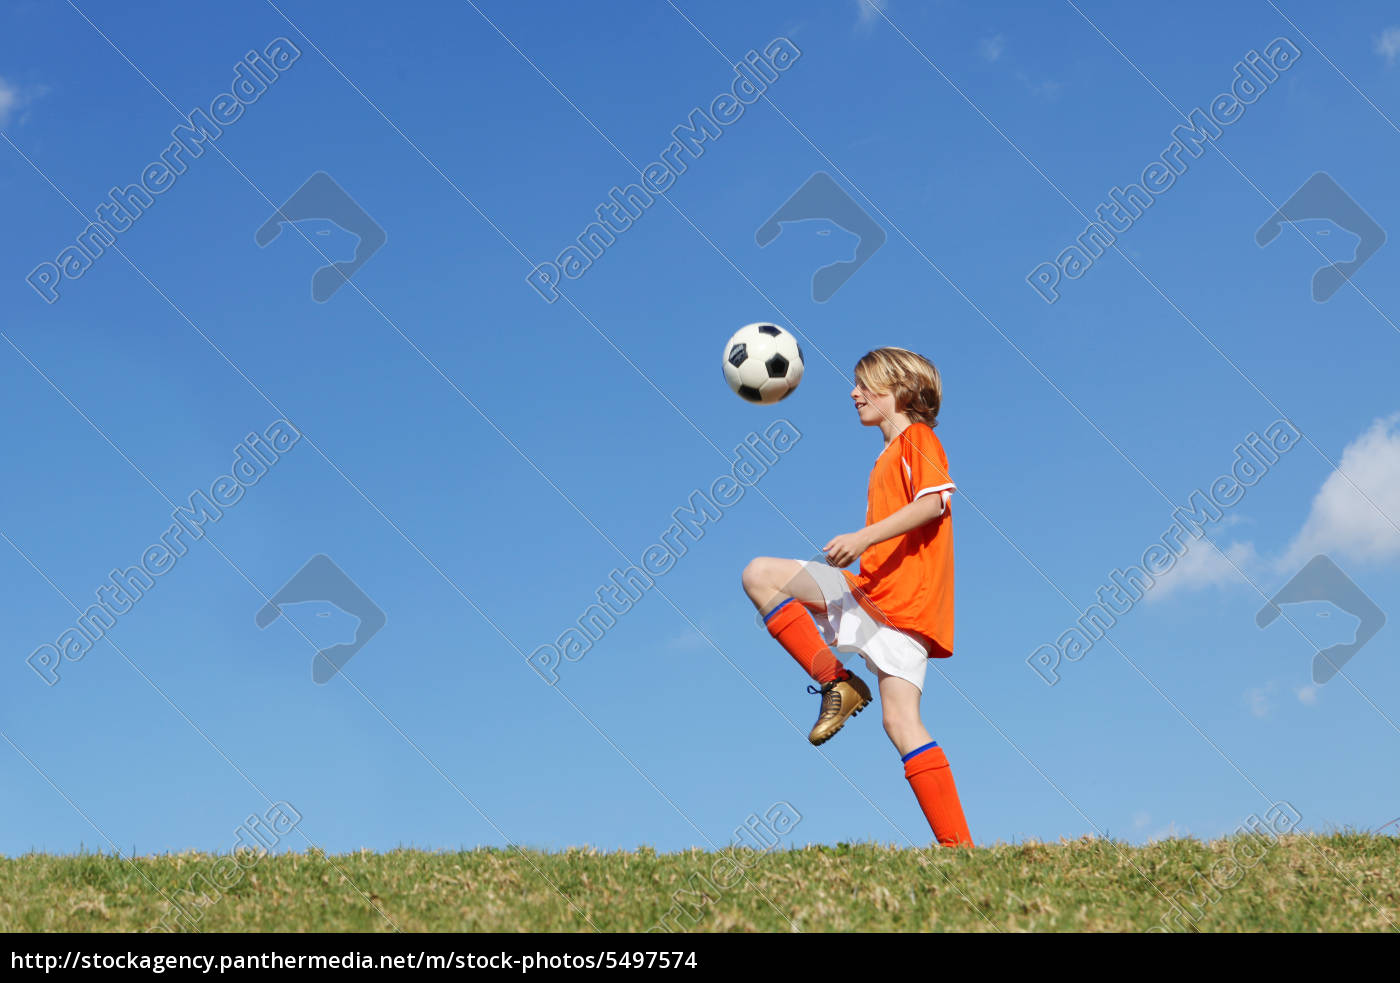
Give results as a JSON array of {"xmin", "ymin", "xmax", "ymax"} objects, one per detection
[{"xmin": 877, "ymin": 669, "xmax": 973, "ymax": 847}]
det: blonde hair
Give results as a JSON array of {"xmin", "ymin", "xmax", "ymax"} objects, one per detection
[{"xmin": 854, "ymin": 347, "xmax": 942, "ymax": 427}]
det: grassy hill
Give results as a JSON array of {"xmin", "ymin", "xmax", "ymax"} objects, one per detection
[{"xmin": 3, "ymin": 834, "xmax": 1397, "ymax": 932}]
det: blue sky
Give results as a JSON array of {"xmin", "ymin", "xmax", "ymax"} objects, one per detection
[{"xmin": 3, "ymin": 0, "xmax": 1399, "ymax": 894}]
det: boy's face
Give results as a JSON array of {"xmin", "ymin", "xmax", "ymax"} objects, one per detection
[{"xmin": 850, "ymin": 383, "xmax": 899, "ymax": 427}]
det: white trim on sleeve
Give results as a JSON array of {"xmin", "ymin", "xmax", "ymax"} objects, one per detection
[{"xmin": 913, "ymin": 482, "xmax": 956, "ymax": 502}]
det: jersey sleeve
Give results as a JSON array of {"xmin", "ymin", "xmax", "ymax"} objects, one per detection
[{"xmin": 900, "ymin": 425, "xmax": 955, "ymax": 508}]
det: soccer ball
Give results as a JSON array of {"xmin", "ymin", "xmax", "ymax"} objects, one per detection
[{"xmin": 722, "ymin": 323, "xmax": 804, "ymax": 404}]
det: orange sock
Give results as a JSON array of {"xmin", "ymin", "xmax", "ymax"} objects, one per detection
[
  {"xmin": 763, "ymin": 599, "xmax": 849, "ymax": 684},
  {"xmin": 902, "ymin": 742, "xmax": 973, "ymax": 847}
]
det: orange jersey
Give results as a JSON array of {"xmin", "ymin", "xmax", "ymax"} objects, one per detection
[{"xmin": 842, "ymin": 422, "xmax": 955, "ymax": 657}]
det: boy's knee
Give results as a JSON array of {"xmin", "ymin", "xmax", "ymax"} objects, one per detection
[{"xmin": 741, "ymin": 557, "xmax": 773, "ymax": 593}]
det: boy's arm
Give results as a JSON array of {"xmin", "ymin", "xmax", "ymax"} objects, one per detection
[{"xmin": 823, "ymin": 494, "xmax": 946, "ymax": 567}]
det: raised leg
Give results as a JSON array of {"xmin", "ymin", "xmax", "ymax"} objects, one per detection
[{"xmin": 741, "ymin": 556, "xmax": 826, "ymax": 616}]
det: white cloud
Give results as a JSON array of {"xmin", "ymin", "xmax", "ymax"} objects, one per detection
[
  {"xmin": 1120, "ymin": 415, "xmax": 1400, "ymax": 605},
  {"xmin": 1146, "ymin": 820, "xmax": 1185, "ymax": 843},
  {"xmin": 0, "ymin": 77, "xmax": 44, "ymax": 128},
  {"xmin": 969, "ymin": 32, "xmax": 1057, "ymax": 97},
  {"xmin": 856, "ymin": 0, "xmax": 888, "ymax": 29},
  {"xmin": 1245, "ymin": 682, "xmax": 1277, "ymax": 719},
  {"xmin": 1146, "ymin": 539, "xmax": 1258, "ymax": 602},
  {"xmin": 1295, "ymin": 684, "xmax": 1319, "ymax": 706},
  {"xmin": 1376, "ymin": 27, "xmax": 1400, "ymax": 66},
  {"xmin": 1012, "ymin": 70, "xmax": 1063, "ymax": 101},
  {"xmin": 1281, "ymin": 414, "xmax": 1400, "ymax": 569},
  {"xmin": 665, "ymin": 629, "xmax": 707, "ymax": 652},
  {"xmin": 0, "ymin": 77, "xmax": 19, "ymax": 128}
]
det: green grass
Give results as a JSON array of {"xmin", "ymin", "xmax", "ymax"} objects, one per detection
[{"xmin": 3, "ymin": 834, "xmax": 1397, "ymax": 932}]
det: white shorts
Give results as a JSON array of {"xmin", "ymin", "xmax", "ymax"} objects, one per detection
[{"xmin": 801, "ymin": 560, "xmax": 929, "ymax": 692}]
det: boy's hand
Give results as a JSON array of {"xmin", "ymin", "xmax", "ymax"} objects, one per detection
[{"xmin": 823, "ymin": 531, "xmax": 871, "ymax": 568}]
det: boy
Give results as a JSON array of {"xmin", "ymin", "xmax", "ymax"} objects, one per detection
[{"xmin": 740, "ymin": 347, "xmax": 973, "ymax": 848}]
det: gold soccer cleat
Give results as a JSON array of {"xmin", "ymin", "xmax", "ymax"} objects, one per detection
[{"xmin": 807, "ymin": 675, "xmax": 872, "ymax": 746}]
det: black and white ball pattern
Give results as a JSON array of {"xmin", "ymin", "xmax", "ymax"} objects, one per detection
[{"xmin": 721, "ymin": 323, "xmax": 804, "ymax": 404}]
